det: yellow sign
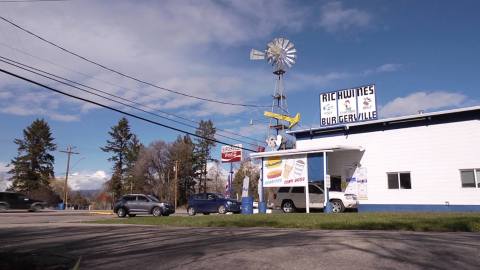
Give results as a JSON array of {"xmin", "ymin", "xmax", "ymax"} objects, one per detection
[{"xmin": 264, "ymin": 111, "xmax": 301, "ymax": 129}]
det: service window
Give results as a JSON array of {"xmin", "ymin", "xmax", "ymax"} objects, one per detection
[
  {"xmin": 291, "ymin": 187, "xmax": 305, "ymax": 193},
  {"xmin": 278, "ymin": 187, "xmax": 290, "ymax": 193},
  {"xmin": 460, "ymin": 169, "xmax": 480, "ymax": 188},
  {"xmin": 387, "ymin": 172, "xmax": 411, "ymax": 189}
]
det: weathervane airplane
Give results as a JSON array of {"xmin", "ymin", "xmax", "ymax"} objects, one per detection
[{"xmin": 263, "ymin": 111, "xmax": 301, "ymax": 129}]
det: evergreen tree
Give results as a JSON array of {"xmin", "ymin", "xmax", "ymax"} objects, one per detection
[
  {"xmin": 8, "ymin": 119, "xmax": 56, "ymax": 193},
  {"xmin": 193, "ymin": 120, "xmax": 216, "ymax": 193},
  {"xmin": 169, "ymin": 135, "xmax": 196, "ymax": 205},
  {"xmin": 101, "ymin": 117, "xmax": 140, "ymax": 197}
]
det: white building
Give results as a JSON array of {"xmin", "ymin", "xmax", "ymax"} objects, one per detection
[
  {"xmin": 288, "ymin": 105, "xmax": 480, "ymax": 212},
  {"xmin": 252, "ymin": 106, "xmax": 480, "ymax": 212}
]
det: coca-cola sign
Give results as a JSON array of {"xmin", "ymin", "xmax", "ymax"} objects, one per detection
[{"xmin": 221, "ymin": 144, "xmax": 242, "ymax": 163}]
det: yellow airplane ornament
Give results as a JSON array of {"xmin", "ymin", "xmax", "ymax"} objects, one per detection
[{"xmin": 264, "ymin": 111, "xmax": 301, "ymax": 129}]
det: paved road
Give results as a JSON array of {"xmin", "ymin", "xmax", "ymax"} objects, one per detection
[{"xmin": 0, "ymin": 212, "xmax": 479, "ymax": 270}]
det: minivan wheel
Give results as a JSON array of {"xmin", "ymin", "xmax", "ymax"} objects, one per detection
[
  {"xmin": 152, "ymin": 207, "xmax": 162, "ymax": 217},
  {"xmin": 0, "ymin": 204, "xmax": 8, "ymax": 211},
  {"xmin": 117, "ymin": 207, "xmax": 127, "ymax": 218},
  {"xmin": 187, "ymin": 207, "xmax": 196, "ymax": 216},
  {"xmin": 281, "ymin": 200, "xmax": 295, "ymax": 213},
  {"xmin": 32, "ymin": 204, "xmax": 43, "ymax": 212},
  {"xmin": 218, "ymin": 205, "xmax": 227, "ymax": 214},
  {"xmin": 330, "ymin": 200, "xmax": 345, "ymax": 213}
]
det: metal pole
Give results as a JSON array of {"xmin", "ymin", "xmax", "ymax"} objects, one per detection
[{"xmin": 323, "ymin": 151, "xmax": 329, "ymax": 212}]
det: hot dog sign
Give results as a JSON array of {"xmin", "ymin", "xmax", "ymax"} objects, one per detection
[{"xmin": 263, "ymin": 155, "xmax": 308, "ymax": 187}]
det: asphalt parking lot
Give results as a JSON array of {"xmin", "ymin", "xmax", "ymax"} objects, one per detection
[{"xmin": 0, "ymin": 211, "xmax": 479, "ymax": 270}]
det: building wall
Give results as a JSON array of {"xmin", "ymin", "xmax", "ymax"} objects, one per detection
[{"xmin": 296, "ymin": 120, "xmax": 480, "ymax": 209}]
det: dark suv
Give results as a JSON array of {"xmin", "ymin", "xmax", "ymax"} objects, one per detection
[
  {"xmin": 187, "ymin": 193, "xmax": 241, "ymax": 216},
  {"xmin": 0, "ymin": 192, "xmax": 47, "ymax": 212},
  {"xmin": 114, "ymin": 194, "xmax": 175, "ymax": 218}
]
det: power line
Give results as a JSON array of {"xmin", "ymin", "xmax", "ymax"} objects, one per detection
[
  {"xmin": 0, "ymin": 0, "xmax": 69, "ymax": 2},
  {"xmin": 0, "ymin": 15, "xmax": 270, "ymax": 108},
  {"xmin": 0, "ymin": 56, "xmax": 264, "ymax": 147},
  {"xmin": 0, "ymin": 45, "xmax": 265, "ymax": 144},
  {"xmin": 0, "ymin": 67, "xmax": 258, "ymax": 152}
]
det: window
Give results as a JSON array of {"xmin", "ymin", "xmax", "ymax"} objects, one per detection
[
  {"xmin": 387, "ymin": 172, "xmax": 411, "ymax": 189},
  {"xmin": 278, "ymin": 187, "xmax": 290, "ymax": 193},
  {"xmin": 123, "ymin": 195, "xmax": 135, "ymax": 201},
  {"xmin": 136, "ymin": 196, "xmax": 149, "ymax": 202},
  {"xmin": 291, "ymin": 187, "xmax": 305, "ymax": 193},
  {"xmin": 460, "ymin": 169, "xmax": 480, "ymax": 188},
  {"xmin": 308, "ymin": 185, "xmax": 323, "ymax": 194}
]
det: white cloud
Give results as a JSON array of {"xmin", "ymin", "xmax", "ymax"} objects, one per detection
[
  {"xmin": 0, "ymin": 0, "xmax": 305, "ymax": 121},
  {"xmin": 319, "ymin": 1, "xmax": 371, "ymax": 32},
  {"xmin": 0, "ymin": 162, "xmax": 11, "ymax": 191},
  {"xmin": 380, "ymin": 91, "xmax": 469, "ymax": 118},
  {"xmin": 68, "ymin": 170, "xmax": 109, "ymax": 190},
  {"xmin": 363, "ymin": 63, "xmax": 402, "ymax": 75}
]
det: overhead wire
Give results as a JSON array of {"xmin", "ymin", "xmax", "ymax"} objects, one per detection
[
  {"xmin": 0, "ymin": 51, "xmax": 265, "ymax": 144},
  {"xmin": 0, "ymin": 15, "xmax": 271, "ymax": 108},
  {"xmin": 0, "ymin": 56, "xmax": 263, "ymax": 148},
  {"xmin": 0, "ymin": 66, "xmax": 258, "ymax": 152}
]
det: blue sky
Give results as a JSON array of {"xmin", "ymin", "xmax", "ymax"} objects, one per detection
[{"xmin": 0, "ymin": 0, "xmax": 479, "ymax": 190}]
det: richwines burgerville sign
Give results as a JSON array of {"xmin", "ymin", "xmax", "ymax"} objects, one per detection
[{"xmin": 320, "ymin": 84, "xmax": 377, "ymax": 126}]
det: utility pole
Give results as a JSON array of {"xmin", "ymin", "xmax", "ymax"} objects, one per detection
[
  {"xmin": 60, "ymin": 146, "xmax": 79, "ymax": 209},
  {"xmin": 174, "ymin": 160, "xmax": 178, "ymax": 210}
]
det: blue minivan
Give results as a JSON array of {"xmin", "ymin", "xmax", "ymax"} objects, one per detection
[{"xmin": 187, "ymin": 193, "xmax": 241, "ymax": 216}]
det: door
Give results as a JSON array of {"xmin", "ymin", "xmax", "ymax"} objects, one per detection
[
  {"xmin": 135, "ymin": 195, "xmax": 150, "ymax": 213},
  {"xmin": 290, "ymin": 186, "xmax": 305, "ymax": 208},
  {"xmin": 205, "ymin": 193, "xmax": 218, "ymax": 212},
  {"xmin": 8, "ymin": 193, "xmax": 25, "ymax": 209},
  {"xmin": 195, "ymin": 194, "xmax": 208, "ymax": 212},
  {"xmin": 308, "ymin": 184, "xmax": 324, "ymax": 208}
]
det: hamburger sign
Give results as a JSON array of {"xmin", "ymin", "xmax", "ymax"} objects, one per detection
[{"xmin": 263, "ymin": 155, "xmax": 308, "ymax": 187}]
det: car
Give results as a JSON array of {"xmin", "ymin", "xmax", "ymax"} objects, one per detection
[
  {"xmin": 0, "ymin": 192, "xmax": 47, "ymax": 212},
  {"xmin": 113, "ymin": 194, "xmax": 175, "ymax": 218},
  {"xmin": 187, "ymin": 193, "xmax": 241, "ymax": 216},
  {"xmin": 273, "ymin": 183, "xmax": 358, "ymax": 213}
]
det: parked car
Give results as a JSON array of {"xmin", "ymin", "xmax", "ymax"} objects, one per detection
[
  {"xmin": 0, "ymin": 192, "xmax": 47, "ymax": 212},
  {"xmin": 187, "ymin": 193, "xmax": 241, "ymax": 216},
  {"xmin": 273, "ymin": 183, "xmax": 358, "ymax": 213},
  {"xmin": 113, "ymin": 194, "xmax": 175, "ymax": 218}
]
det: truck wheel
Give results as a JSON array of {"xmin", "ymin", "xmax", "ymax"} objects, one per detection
[
  {"xmin": 0, "ymin": 203, "xmax": 8, "ymax": 211},
  {"xmin": 330, "ymin": 200, "xmax": 345, "ymax": 213},
  {"xmin": 281, "ymin": 200, "xmax": 295, "ymax": 213}
]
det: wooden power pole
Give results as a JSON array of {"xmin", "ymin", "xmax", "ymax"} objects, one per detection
[
  {"xmin": 174, "ymin": 160, "xmax": 178, "ymax": 210},
  {"xmin": 60, "ymin": 146, "xmax": 79, "ymax": 209}
]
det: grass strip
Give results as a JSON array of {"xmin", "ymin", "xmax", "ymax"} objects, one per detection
[{"xmin": 90, "ymin": 212, "xmax": 480, "ymax": 232}]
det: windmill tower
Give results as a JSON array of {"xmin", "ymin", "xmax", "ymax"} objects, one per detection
[{"xmin": 250, "ymin": 38, "xmax": 299, "ymax": 150}]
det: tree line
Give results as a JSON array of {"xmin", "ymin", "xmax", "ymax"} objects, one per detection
[{"xmin": 5, "ymin": 117, "xmax": 223, "ymax": 207}]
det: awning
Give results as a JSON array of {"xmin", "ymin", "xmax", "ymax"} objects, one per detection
[{"xmin": 249, "ymin": 145, "xmax": 364, "ymax": 159}]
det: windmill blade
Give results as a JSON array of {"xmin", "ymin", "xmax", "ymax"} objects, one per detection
[
  {"xmin": 250, "ymin": 49, "xmax": 265, "ymax": 60},
  {"xmin": 282, "ymin": 39, "xmax": 290, "ymax": 49}
]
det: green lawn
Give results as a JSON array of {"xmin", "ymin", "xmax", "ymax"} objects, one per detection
[{"xmin": 91, "ymin": 212, "xmax": 480, "ymax": 232}]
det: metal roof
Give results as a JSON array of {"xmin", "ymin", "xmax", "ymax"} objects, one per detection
[{"xmin": 288, "ymin": 105, "xmax": 480, "ymax": 135}]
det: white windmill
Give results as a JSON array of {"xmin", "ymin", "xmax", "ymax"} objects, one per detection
[{"xmin": 250, "ymin": 37, "xmax": 300, "ymax": 150}]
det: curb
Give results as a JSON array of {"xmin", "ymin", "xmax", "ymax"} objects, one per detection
[{"xmin": 89, "ymin": 211, "xmax": 114, "ymax": 215}]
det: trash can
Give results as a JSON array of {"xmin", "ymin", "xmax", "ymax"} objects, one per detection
[
  {"xmin": 241, "ymin": 197, "xmax": 253, "ymax": 215},
  {"xmin": 58, "ymin": 203, "xmax": 65, "ymax": 210},
  {"xmin": 258, "ymin": 201, "xmax": 267, "ymax": 214}
]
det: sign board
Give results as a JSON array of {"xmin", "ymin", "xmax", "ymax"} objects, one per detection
[
  {"xmin": 263, "ymin": 155, "xmax": 308, "ymax": 187},
  {"xmin": 320, "ymin": 84, "xmax": 377, "ymax": 126},
  {"xmin": 325, "ymin": 174, "xmax": 331, "ymax": 189},
  {"xmin": 343, "ymin": 165, "xmax": 368, "ymax": 200},
  {"xmin": 221, "ymin": 144, "xmax": 242, "ymax": 163}
]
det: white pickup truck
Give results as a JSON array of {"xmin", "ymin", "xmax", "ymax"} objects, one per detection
[{"xmin": 273, "ymin": 183, "xmax": 358, "ymax": 213}]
